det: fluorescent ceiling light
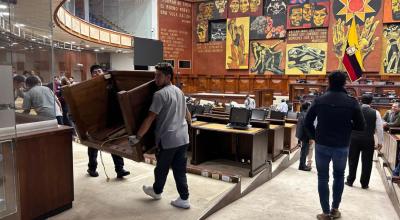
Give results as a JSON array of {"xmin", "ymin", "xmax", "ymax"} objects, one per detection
[
  {"xmin": 100, "ymin": 47, "xmax": 105, "ymax": 50},
  {"xmin": 85, "ymin": 44, "xmax": 90, "ymax": 47},
  {"xmin": 0, "ymin": 5, "xmax": 7, "ymax": 9},
  {"xmin": 94, "ymin": 49, "xmax": 99, "ymax": 52},
  {"xmin": 0, "ymin": 46, "xmax": 5, "ymax": 49},
  {"xmin": 0, "ymin": 12, "xmax": 9, "ymax": 16}
]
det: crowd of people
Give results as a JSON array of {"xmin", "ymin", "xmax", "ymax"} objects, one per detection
[
  {"xmin": 12, "ymin": 70, "xmax": 78, "ymax": 125},
  {"xmin": 293, "ymin": 71, "xmax": 400, "ymax": 220},
  {"xmin": 12, "ymin": 67, "xmax": 400, "ymax": 217}
]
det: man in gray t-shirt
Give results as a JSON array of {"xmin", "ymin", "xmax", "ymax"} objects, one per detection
[{"xmin": 135, "ymin": 62, "xmax": 192, "ymax": 209}]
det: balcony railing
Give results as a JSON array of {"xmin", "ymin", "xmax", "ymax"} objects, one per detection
[{"xmin": 55, "ymin": 6, "xmax": 133, "ymax": 49}]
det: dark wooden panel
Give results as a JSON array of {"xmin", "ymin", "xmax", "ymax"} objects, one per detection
[
  {"xmin": 197, "ymin": 76, "xmax": 208, "ymax": 92},
  {"xmin": 210, "ymin": 77, "xmax": 224, "ymax": 93},
  {"xmin": 224, "ymin": 77, "xmax": 236, "ymax": 93},
  {"xmin": 15, "ymin": 127, "xmax": 73, "ymax": 220},
  {"xmin": 238, "ymin": 78, "xmax": 251, "ymax": 94}
]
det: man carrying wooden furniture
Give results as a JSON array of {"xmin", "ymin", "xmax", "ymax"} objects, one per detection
[
  {"xmin": 86, "ymin": 64, "xmax": 130, "ymax": 178},
  {"xmin": 132, "ymin": 62, "xmax": 192, "ymax": 209}
]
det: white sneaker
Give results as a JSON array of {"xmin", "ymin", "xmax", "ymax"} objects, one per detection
[
  {"xmin": 142, "ymin": 185, "xmax": 161, "ymax": 200},
  {"xmin": 170, "ymin": 197, "xmax": 190, "ymax": 209}
]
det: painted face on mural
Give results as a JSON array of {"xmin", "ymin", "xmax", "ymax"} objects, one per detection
[
  {"xmin": 230, "ymin": 0, "xmax": 240, "ymax": 13},
  {"xmin": 313, "ymin": 6, "xmax": 327, "ymax": 27},
  {"xmin": 215, "ymin": 0, "xmax": 227, "ymax": 13},
  {"xmin": 290, "ymin": 6, "xmax": 303, "ymax": 26},
  {"xmin": 249, "ymin": 0, "xmax": 260, "ymax": 12},
  {"xmin": 239, "ymin": 0, "xmax": 249, "ymax": 13},
  {"xmin": 302, "ymin": 3, "xmax": 313, "ymax": 22}
]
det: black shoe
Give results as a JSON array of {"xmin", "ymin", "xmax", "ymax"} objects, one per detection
[
  {"xmin": 299, "ymin": 166, "xmax": 312, "ymax": 171},
  {"xmin": 116, "ymin": 169, "xmax": 130, "ymax": 178},
  {"xmin": 345, "ymin": 181, "xmax": 353, "ymax": 187},
  {"xmin": 87, "ymin": 169, "xmax": 99, "ymax": 177},
  {"xmin": 362, "ymin": 185, "xmax": 369, "ymax": 189}
]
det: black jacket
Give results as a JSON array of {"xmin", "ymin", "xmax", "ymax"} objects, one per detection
[
  {"xmin": 304, "ymin": 88, "xmax": 365, "ymax": 148},
  {"xmin": 296, "ymin": 111, "xmax": 310, "ymax": 142}
]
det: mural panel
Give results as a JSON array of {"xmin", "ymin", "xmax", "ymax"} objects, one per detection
[
  {"xmin": 249, "ymin": 39, "xmax": 286, "ymax": 74},
  {"xmin": 381, "ymin": 24, "xmax": 400, "ymax": 74},
  {"xmin": 328, "ymin": 0, "xmax": 383, "ymax": 72},
  {"xmin": 210, "ymin": 21, "xmax": 227, "ymax": 41},
  {"xmin": 226, "ymin": 17, "xmax": 250, "ymax": 69},
  {"xmin": 383, "ymin": 0, "xmax": 400, "ymax": 23},
  {"xmin": 286, "ymin": 29, "xmax": 328, "ymax": 75},
  {"xmin": 287, "ymin": 1, "xmax": 330, "ymax": 29},
  {"xmin": 250, "ymin": 16, "xmax": 286, "ymax": 39}
]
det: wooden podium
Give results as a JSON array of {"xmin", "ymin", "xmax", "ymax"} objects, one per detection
[{"xmin": 254, "ymin": 89, "xmax": 274, "ymax": 108}]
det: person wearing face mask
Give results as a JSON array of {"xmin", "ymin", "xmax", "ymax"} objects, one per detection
[{"xmin": 133, "ymin": 62, "xmax": 192, "ymax": 209}]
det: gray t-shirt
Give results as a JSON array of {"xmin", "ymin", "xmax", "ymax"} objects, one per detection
[
  {"xmin": 149, "ymin": 84, "xmax": 189, "ymax": 149},
  {"xmin": 22, "ymin": 86, "xmax": 58, "ymax": 118}
]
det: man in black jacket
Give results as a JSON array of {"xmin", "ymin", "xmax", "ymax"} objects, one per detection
[
  {"xmin": 346, "ymin": 94, "xmax": 383, "ymax": 189},
  {"xmin": 296, "ymin": 102, "xmax": 312, "ymax": 171},
  {"xmin": 305, "ymin": 71, "xmax": 365, "ymax": 220}
]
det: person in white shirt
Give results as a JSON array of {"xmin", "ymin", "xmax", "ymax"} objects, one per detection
[
  {"xmin": 345, "ymin": 94, "xmax": 383, "ymax": 189},
  {"xmin": 277, "ymin": 99, "xmax": 288, "ymax": 113},
  {"xmin": 244, "ymin": 94, "xmax": 256, "ymax": 109}
]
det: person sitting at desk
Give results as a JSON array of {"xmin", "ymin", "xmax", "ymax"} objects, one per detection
[
  {"xmin": 276, "ymin": 99, "xmax": 288, "ymax": 113},
  {"xmin": 244, "ymin": 94, "xmax": 256, "ymax": 109},
  {"xmin": 383, "ymin": 102, "xmax": 400, "ymax": 128}
]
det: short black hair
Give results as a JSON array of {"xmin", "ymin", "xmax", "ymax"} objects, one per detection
[
  {"xmin": 13, "ymin": 75, "xmax": 25, "ymax": 83},
  {"xmin": 155, "ymin": 62, "xmax": 174, "ymax": 79},
  {"xmin": 328, "ymin": 71, "xmax": 347, "ymax": 90},
  {"xmin": 25, "ymin": 75, "xmax": 41, "ymax": 88},
  {"xmin": 300, "ymin": 102, "xmax": 311, "ymax": 112},
  {"xmin": 360, "ymin": 94, "xmax": 373, "ymax": 104},
  {"xmin": 90, "ymin": 64, "xmax": 102, "ymax": 75},
  {"xmin": 314, "ymin": 5, "xmax": 327, "ymax": 11}
]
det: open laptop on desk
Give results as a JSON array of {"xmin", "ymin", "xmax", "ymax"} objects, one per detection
[
  {"xmin": 227, "ymin": 107, "xmax": 252, "ymax": 130},
  {"xmin": 269, "ymin": 110, "xmax": 286, "ymax": 120},
  {"xmin": 286, "ymin": 111, "xmax": 298, "ymax": 120},
  {"xmin": 251, "ymin": 109, "xmax": 267, "ymax": 121}
]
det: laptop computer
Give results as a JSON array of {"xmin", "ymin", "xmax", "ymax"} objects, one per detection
[
  {"xmin": 251, "ymin": 109, "xmax": 267, "ymax": 121},
  {"xmin": 269, "ymin": 110, "xmax": 286, "ymax": 120},
  {"xmin": 228, "ymin": 107, "xmax": 252, "ymax": 130},
  {"xmin": 286, "ymin": 111, "xmax": 298, "ymax": 120}
]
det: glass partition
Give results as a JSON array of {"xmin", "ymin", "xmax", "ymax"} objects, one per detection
[{"xmin": 0, "ymin": 0, "xmax": 56, "ymax": 217}]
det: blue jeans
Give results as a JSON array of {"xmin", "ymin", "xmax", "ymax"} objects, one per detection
[
  {"xmin": 315, "ymin": 144, "xmax": 349, "ymax": 214},
  {"xmin": 393, "ymin": 163, "xmax": 400, "ymax": 176}
]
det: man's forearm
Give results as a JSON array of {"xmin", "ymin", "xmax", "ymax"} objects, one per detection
[{"xmin": 137, "ymin": 113, "xmax": 156, "ymax": 138}]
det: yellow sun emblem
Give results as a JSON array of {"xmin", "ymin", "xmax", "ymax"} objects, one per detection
[{"xmin": 337, "ymin": 0, "xmax": 376, "ymax": 23}]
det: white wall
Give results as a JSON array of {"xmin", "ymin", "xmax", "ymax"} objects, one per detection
[
  {"xmin": 101, "ymin": 0, "xmax": 157, "ymax": 39},
  {"xmin": 110, "ymin": 53, "xmax": 134, "ymax": 70}
]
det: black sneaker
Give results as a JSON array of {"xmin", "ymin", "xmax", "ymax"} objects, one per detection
[
  {"xmin": 362, "ymin": 185, "xmax": 369, "ymax": 189},
  {"xmin": 330, "ymin": 209, "xmax": 341, "ymax": 219},
  {"xmin": 116, "ymin": 169, "xmax": 130, "ymax": 178},
  {"xmin": 344, "ymin": 181, "xmax": 352, "ymax": 187},
  {"xmin": 299, "ymin": 166, "xmax": 312, "ymax": 171},
  {"xmin": 87, "ymin": 169, "xmax": 99, "ymax": 177}
]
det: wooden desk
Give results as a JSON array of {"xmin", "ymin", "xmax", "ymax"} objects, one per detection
[
  {"xmin": 284, "ymin": 123, "xmax": 298, "ymax": 152},
  {"xmin": 10, "ymin": 126, "xmax": 74, "ymax": 220},
  {"xmin": 383, "ymin": 132, "xmax": 400, "ymax": 170},
  {"xmin": 268, "ymin": 124, "xmax": 284, "ymax": 161},
  {"xmin": 191, "ymin": 122, "xmax": 268, "ymax": 177}
]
